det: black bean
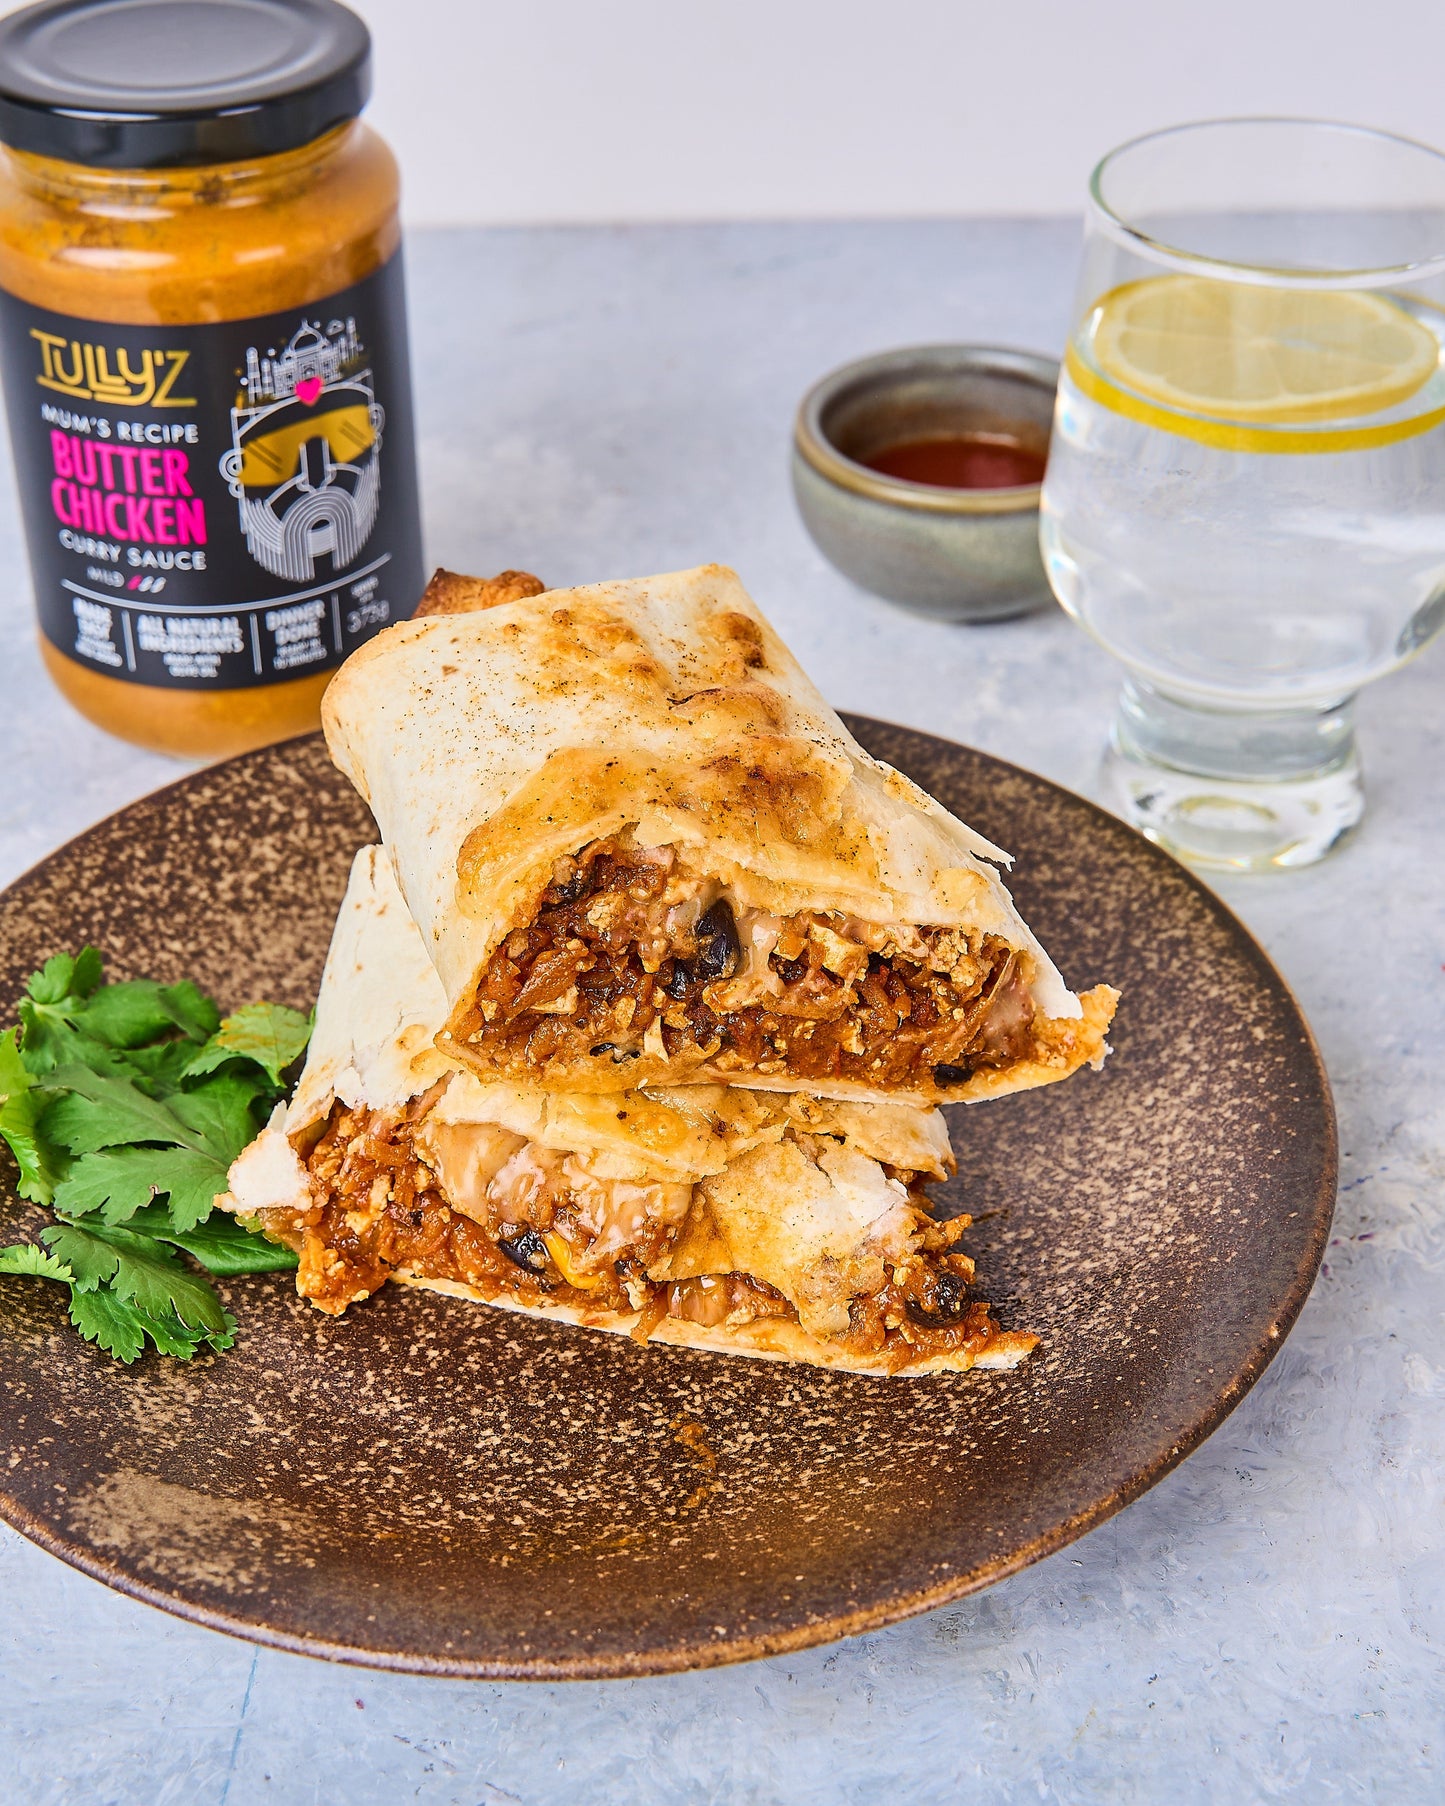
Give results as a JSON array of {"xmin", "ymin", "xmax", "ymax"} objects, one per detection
[
  {"xmin": 933, "ymin": 1062, "xmax": 974, "ymax": 1087},
  {"xmin": 694, "ymin": 898, "xmax": 741, "ymax": 980},
  {"xmin": 547, "ymin": 869, "xmax": 590, "ymax": 907},
  {"xmin": 498, "ymin": 1228, "xmax": 550, "ymax": 1274},
  {"xmin": 905, "ymin": 1268, "xmax": 971, "ymax": 1327}
]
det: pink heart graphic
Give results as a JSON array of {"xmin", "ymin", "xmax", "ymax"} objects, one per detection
[{"xmin": 295, "ymin": 376, "xmax": 323, "ymax": 405}]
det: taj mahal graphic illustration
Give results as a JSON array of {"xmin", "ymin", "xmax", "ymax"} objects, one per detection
[{"xmin": 220, "ymin": 317, "xmax": 385, "ymax": 584}]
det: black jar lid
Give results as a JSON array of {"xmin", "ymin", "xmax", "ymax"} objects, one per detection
[{"xmin": 0, "ymin": 0, "xmax": 371, "ymax": 169}]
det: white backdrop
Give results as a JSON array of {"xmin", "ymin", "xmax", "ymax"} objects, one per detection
[
  {"xmin": 1, "ymin": 0, "xmax": 1444, "ymax": 223},
  {"xmin": 348, "ymin": 0, "xmax": 1445, "ymax": 226}
]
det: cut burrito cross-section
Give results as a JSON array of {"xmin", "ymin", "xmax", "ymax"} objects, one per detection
[
  {"xmin": 219, "ymin": 847, "xmax": 1036, "ymax": 1376},
  {"xmin": 323, "ymin": 564, "xmax": 1117, "ymax": 1108}
]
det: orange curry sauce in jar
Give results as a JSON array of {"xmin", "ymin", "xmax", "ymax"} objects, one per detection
[{"xmin": 0, "ymin": 0, "xmax": 424, "ymax": 758}]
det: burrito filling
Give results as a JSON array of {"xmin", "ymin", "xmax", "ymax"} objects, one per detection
[
  {"xmin": 448, "ymin": 835, "xmax": 1043, "ymax": 1091},
  {"xmin": 253, "ymin": 1093, "xmax": 1009, "ymax": 1372}
]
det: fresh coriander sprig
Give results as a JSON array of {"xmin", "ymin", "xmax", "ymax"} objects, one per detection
[{"xmin": 0, "ymin": 949, "xmax": 309, "ymax": 1363}]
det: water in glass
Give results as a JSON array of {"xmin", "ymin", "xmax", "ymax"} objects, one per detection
[{"xmin": 1042, "ymin": 122, "xmax": 1445, "ymax": 869}]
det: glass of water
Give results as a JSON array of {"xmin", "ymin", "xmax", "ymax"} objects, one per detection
[{"xmin": 1041, "ymin": 119, "xmax": 1445, "ymax": 870}]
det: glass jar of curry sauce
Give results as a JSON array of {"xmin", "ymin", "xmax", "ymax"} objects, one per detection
[{"xmin": 0, "ymin": 0, "xmax": 424, "ymax": 758}]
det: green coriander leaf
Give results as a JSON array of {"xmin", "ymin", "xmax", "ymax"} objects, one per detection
[
  {"xmin": 78, "ymin": 981, "xmax": 179, "ymax": 1050},
  {"xmin": 147, "ymin": 1148, "xmax": 231, "ymax": 1233},
  {"xmin": 126, "ymin": 1205, "xmax": 298, "ymax": 1274},
  {"xmin": 42, "ymin": 1222, "xmax": 120, "ymax": 1291},
  {"xmin": 0, "ymin": 1088, "xmax": 67, "ymax": 1204},
  {"xmin": 167, "ymin": 1075, "xmax": 263, "ymax": 1165},
  {"xmin": 74, "ymin": 947, "xmax": 105, "ymax": 998},
  {"xmin": 69, "ymin": 1281, "xmax": 235, "ymax": 1364},
  {"xmin": 20, "ymin": 965, "xmax": 218, "ymax": 1075},
  {"xmin": 55, "ymin": 1220, "xmax": 229, "ymax": 1334},
  {"xmin": 137, "ymin": 1314, "xmax": 193, "ymax": 1357},
  {"xmin": 72, "ymin": 947, "xmax": 105, "ymax": 999},
  {"xmin": 0, "ymin": 1029, "xmax": 67, "ymax": 1203},
  {"xmin": 178, "ymin": 1230, "xmax": 297, "ymax": 1276},
  {"xmin": 40, "ymin": 1065, "xmax": 212, "ymax": 1157},
  {"xmin": 68, "ymin": 1286, "xmax": 146, "ymax": 1362},
  {"xmin": 185, "ymin": 1002, "xmax": 312, "ymax": 1088},
  {"xmin": 0, "ymin": 1242, "xmax": 74, "ymax": 1283},
  {"xmin": 0, "ymin": 1028, "xmax": 31, "ymax": 1103},
  {"xmin": 2, "ymin": 952, "xmax": 302, "ymax": 1365},
  {"xmin": 50, "ymin": 1146, "xmax": 159, "ymax": 1219},
  {"xmin": 157, "ymin": 981, "xmax": 221, "ymax": 1044},
  {"xmin": 131, "ymin": 1304, "xmax": 207, "ymax": 1359},
  {"xmin": 16, "ymin": 1000, "xmax": 135, "ymax": 1079},
  {"xmin": 112, "ymin": 1245, "xmax": 227, "ymax": 1334},
  {"xmin": 201, "ymin": 1308, "xmax": 237, "ymax": 1354},
  {"xmin": 120, "ymin": 1039, "xmax": 200, "ymax": 1097},
  {"xmin": 26, "ymin": 948, "xmax": 103, "ymax": 1007},
  {"xmin": 52, "ymin": 1145, "xmax": 229, "ymax": 1232},
  {"xmin": 41, "ymin": 1089, "xmax": 169, "ymax": 1157},
  {"xmin": 13, "ymin": 1003, "xmax": 72, "ymax": 1077},
  {"xmin": 25, "ymin": 954, "xmax": 76, "ymax": 1007}
]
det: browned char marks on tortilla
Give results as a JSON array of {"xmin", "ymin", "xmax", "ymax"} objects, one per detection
[{"xmin": 414, "ymin": 567, "xmax": 547, "ymax": 618}]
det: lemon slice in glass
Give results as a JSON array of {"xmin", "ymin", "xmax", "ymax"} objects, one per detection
[{"xmin": 1089, "ymin": 276, "xmax": 1440, "ymax": 426}]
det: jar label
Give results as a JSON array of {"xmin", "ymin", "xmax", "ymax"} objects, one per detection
[{"xmin": 0, "ymin": 255, "xmax": 425, "ymax": 690}]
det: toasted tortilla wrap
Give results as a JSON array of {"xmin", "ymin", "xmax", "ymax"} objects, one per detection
[
  {"xmin": 323, "ymin": 564, "xmax": 1116, "ymax": 1108},
  {"xmin": 220, "ymin": 847, "xmax": 1035, "ymax": 1376}
]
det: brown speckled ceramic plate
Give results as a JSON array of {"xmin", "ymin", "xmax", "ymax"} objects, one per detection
[{"xmin": 0, "ymin": 722, "xmax": 1335, "ymax": 1679}]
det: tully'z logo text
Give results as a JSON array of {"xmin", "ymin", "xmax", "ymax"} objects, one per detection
[{"xmin": 30, "ymin": 330, "xmax": 194, "ymax": 407}]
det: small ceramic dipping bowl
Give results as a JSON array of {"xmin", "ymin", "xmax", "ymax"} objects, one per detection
[{"xmin": 792, "ymin": 344, "xmax": 1058, "ymax": 622}]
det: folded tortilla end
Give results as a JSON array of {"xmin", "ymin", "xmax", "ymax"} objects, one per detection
[{"xmin": 321, "ymin": 564, "xmax": 1105, "ymax": 1103}]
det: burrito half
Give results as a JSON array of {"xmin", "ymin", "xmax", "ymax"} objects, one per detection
[
  {"xmin": 323, "ymin": 564, "xmax": 1117, "ymax": 1109},
  {"xmin": 220, "ymin": 848, "xmax": 1035, "ymax": 1376}
]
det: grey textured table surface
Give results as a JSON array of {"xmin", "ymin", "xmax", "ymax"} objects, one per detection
[{"xmin": 1, "ymin": 220, "xmax": 1441, "ymax": 1805}]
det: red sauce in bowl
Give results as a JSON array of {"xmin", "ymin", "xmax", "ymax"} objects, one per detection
[{"xmin": 861, "ymin": 433, "xmax": 1046, "ymax": 490}]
